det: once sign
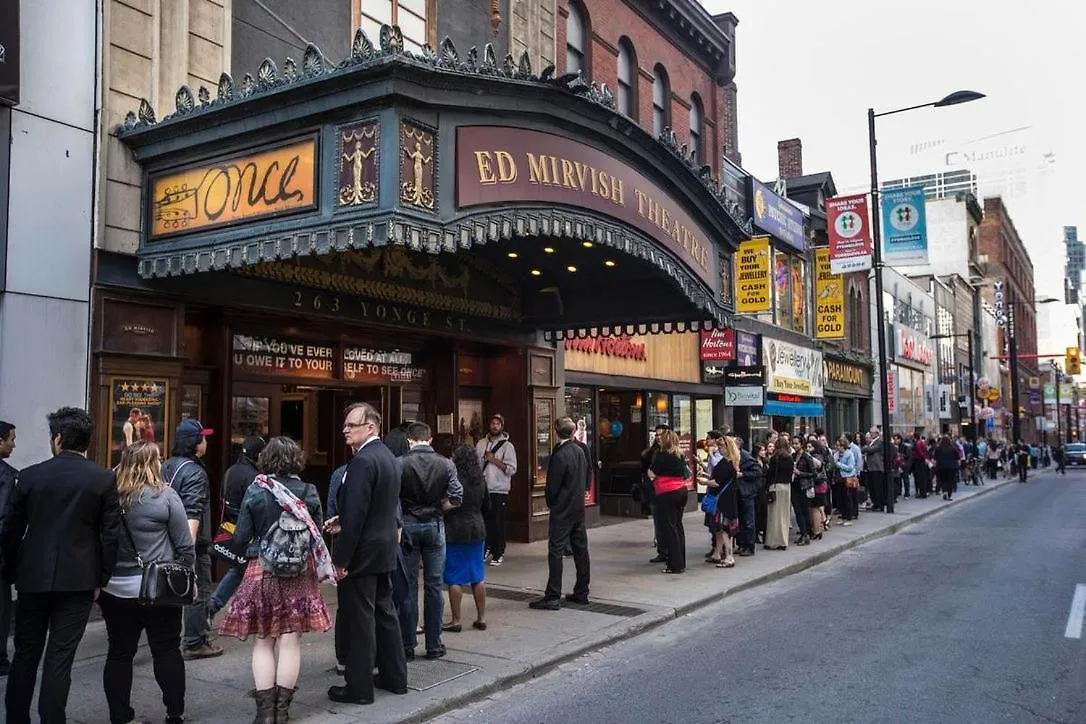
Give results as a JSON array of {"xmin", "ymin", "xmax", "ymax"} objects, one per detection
[
  {"xmin": 150, "ymin": 137, "xmax": 317, "ymax": 238},
  {"xmin": 456, "ymin": 126, "xmax": 718, "ymax": 293}
]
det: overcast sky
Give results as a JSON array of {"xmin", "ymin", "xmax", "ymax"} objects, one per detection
[{"xmin": 702, "ymin": 0, "xmax": 1086, "ymax": 356}]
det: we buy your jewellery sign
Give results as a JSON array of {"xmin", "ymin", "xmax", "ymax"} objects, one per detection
[{"xmin": 762, "ymin": 337, "xmax": 824, "ymax": 397}]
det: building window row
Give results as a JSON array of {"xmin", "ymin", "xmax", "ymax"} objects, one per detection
[{"xmin": 566, "ymin": 2, "xmax": 705, "ymax": 164}]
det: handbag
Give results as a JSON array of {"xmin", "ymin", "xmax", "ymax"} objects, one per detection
[
  {"xmin": 211, "ymin": 496, "xmax": 245, "ymax": 567},
  {"xmin": 121, "ymin": 512, "xmax": 197, "ymax": 608},
  {"xmin": 845, "ymin": 476, "xmax": 860, "ymax": 489},
  {"xmin": 700, "ymin": 480, "xmax": 730, "ymax": 516}
]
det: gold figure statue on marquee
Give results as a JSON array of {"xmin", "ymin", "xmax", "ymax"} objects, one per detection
[
  {"xmin": 338, "ymin": 126, "xmax": 377, "ymax": 206},
  {"xmin": 400, "ymin": 124, "xmax": 435, "ymax": 210}
]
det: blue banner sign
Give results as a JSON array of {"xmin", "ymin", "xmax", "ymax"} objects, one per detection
[
  {"xmin": 748, "ymin": 178, "xmax": 805, "ymax": 252},
  {"xmin": 880, "ymin": 186, "xmax": 928, "ymax": 264}
]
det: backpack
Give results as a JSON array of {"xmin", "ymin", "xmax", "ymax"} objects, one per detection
[{"xmin": 259, "ymin": 504, "xmax": 312, "ymax": 578}]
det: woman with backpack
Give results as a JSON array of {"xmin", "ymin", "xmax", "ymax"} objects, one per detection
[
  {"xmin": 219, "ymin": 436, "xmax": 334, "ymax": 724},
  {"xmin": 100, "ymin": 440, "xmax": 194, "ymax": 724}
]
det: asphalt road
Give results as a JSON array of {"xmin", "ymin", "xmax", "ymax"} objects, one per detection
[{"xmin": 434, "ymin": 470, "xmax": 1086, "ymax": 724}]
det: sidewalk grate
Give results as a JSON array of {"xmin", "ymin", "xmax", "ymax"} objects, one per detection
[
  {"xmin": 487, "ymin": 586, "xmax": 646, "ymax": 618},
  {"xmin": 407, "ymin": 658, "xmax": 479, "ymax": 691}
]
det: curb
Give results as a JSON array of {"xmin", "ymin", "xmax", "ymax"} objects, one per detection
[{"xmin": 405, "ymin": 474, "xmax": 1025, "ymax": 723}]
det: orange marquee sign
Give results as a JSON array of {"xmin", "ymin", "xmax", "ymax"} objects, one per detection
[{"xmin": 150, "ymin": 138, "xmax": 317, "ymax": 238}]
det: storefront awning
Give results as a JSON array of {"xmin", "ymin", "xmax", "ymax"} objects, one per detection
[{"xmin": 763, "ymin": 399, "xmax": 825, "ymax": 417}]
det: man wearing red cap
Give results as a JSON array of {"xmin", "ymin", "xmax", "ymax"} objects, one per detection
[{"xmin": 164, "ymin": 419, "xmax": 222, "ymax": 660}]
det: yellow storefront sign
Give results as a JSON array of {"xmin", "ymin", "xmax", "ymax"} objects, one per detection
[
  {"xmin": 814, "ymin": 247, "xmax": 844, "ymax": 339},
  {"xmin": 735, "ymin": 236, "xmax": 771, "ymax": 313},
  {"xmin": 150, "ymin": 137, "xmax": 318, "ymax": 238}
]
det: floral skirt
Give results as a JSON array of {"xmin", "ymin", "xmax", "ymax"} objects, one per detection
[{"xmin": 218, "ymin": 559, "xmax": 331, "ymax": 640}]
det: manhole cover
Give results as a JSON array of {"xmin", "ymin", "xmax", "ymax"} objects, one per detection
[{"xmin": 407, "ymin": 658, "xmax": 479, "ymax": 691}]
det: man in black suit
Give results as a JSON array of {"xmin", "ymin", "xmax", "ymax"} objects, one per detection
[
  {"xmin": 0, "ymin": 419, "xmax": 18, "ymax": 676},
  {"xmin": 327, "ymin": 402, "xmax": 408, "ymax": 705},
  {"xmin": 1, "ymin": 407, "xmax": 121, "ymax": 724},
  {"xmin": 529, "ymin": 416, "xmax": 591, "ymax": 610}
]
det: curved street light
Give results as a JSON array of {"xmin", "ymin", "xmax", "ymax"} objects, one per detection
[{"xmin": 868, "ymin": 90, "xmax": 985, "ymax": 514}]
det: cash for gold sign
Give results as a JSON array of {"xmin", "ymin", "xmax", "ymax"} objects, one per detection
[{"xmin": 735, "ymin": 237, "xmax": 771, "ymax": 313}]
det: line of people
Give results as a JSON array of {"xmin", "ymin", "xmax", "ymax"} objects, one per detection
[{"xmin": 0, "ymin": 404, "xmax": 548, "ymax": 723}]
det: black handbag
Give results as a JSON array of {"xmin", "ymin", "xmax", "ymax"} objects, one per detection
[{"xmin": 121, "ymin": 512, "xmax": 197, "ymax": 607}]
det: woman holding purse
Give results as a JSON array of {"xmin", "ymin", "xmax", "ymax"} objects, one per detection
[
  {"xmin": 219, "ymin": 436, "xmax": 334, "ymax": 724},
  {"xmin": 101, "ymin": 440, "xmax": 194, "ymax": 724}
]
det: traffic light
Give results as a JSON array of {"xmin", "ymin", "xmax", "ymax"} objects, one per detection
[{"xmin": 1066, "ymin": 347, "xmax": 1082, "ymax": 375}]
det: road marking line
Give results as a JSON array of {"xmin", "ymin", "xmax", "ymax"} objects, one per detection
[{"xmin": 1064, "ymin": 584, "xmax": 1086, "ymax": 639}]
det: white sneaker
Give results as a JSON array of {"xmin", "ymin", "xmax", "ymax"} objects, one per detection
[
  {"xmin": 489, "ymin": 556, "xmax": 504, "ymax": 566},
  {"xmin": 841, "ymin": 521, "xmax": 853, "ymax": 527}
]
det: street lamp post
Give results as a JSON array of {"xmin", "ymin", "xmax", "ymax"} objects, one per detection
[
  {"xmin": 931, "ymin": 332, "xmax": 976, "ymax": 441},
  {"xmin": 1006, "ymin": 293, "xmax": 1058, "ymax": 443},
  {"xmin": 868, "ymin": 90, "xmax": 984, "ymax": 514}
]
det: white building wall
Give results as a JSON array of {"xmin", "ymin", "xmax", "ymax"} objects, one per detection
[
  {"xmin": 0, "ymin": 0, "xmax": 97, "ymax": 467},
  {"xmin": 894, "ymin": 197, "xmax": 972, "ymax": 280}
]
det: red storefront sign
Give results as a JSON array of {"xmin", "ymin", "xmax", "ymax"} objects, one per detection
[
  {"xmin": 827, "ymin": 194, "xmax": 873, "ymax": 274},
  {"xmin": 699, "ymin": 328, "xmax": 735, "ymax": 361},
  {"xmin": 563, "ymin": 335, "xmax": 647, "ymax": 360}
]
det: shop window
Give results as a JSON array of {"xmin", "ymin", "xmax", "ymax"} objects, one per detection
[
  {"xmin": 566, "ymin": 1, "xmax": 589, "ymax": 76},
  {"xmin": 360, "ymin": 0, "xmax": 429, "ymax": 55},
  {"xmin": 617, "ymin": 37, "xmax": 637, "ymax": 119},
  {"xmin": 533, "ymin": 396, "xmax": 556, "ymax": 489},
  {"xmin": 181, "ymin": 384, "xmax": 203, "ymax": 422},
  {"xmin": 672, "ymin": 394, "xmax": 694, "ymax": 481},
  {"xmin": 231, "ymin": 396, "xmax": 270, "ymax": 458},
  {"xmin": 646, "ymin": 392, "xmax": 671, "ymax": 439},
  {"xmin": 652, "ymin": 64, "xmax": 670, "ymax": 137},
  {"xmin": 790, "ymin": 254, "xmax": 807, "ymax": 333},
  {"xmin": 565, "ymin": 385, "xmax": 598, "ymax": 504},
  {"xmin": 689, "ymin": 94, "xmax": 704, "ymax": 165},
  {"xmin": 695, "ymin": 398, "xmax": 714, "ymax": 442},
  {"xmin": 774, "ymin": 250, "xmax": 793, "ymax": 330},
  {"xmin": 402, "ymin": 386, "xmax": 422, "ymax": 426}
]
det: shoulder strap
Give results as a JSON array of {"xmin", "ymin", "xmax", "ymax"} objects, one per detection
[
  {"xmin": 167, "ymin": 459, "xmax": 194, "ymax": 488},
  {"xmin": 120, "ymin": 511, "xmax": 145, "ymax": 568}
]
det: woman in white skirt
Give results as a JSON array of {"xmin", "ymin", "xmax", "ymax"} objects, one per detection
[{"xmin": 764, "ymin": 437, "xmax": 795, "ymax": 550}]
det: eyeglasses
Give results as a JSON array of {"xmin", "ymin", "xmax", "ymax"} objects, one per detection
[{"xmin": 343, "ymin": 421, "xmax": 375, "ymax": 431}]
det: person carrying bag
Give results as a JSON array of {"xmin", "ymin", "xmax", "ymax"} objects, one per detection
[{"xmin": 100, "ymin": 440, "xmax": 195, "ymax": 724}]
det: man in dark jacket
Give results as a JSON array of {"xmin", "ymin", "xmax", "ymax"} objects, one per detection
[
  {"xmin": 0, "ymin": 420, "xmax": 16, "ymax": 676},
  {"xmin": 328, "ymin": 403, "xmax": 408, "ymax": 706},
  {"xmin": 207, "ymin": 435, "xmax": 265, "ymax": 625},
  {"xmin": 163, "ymin": 418, "xmax": 222, "ymax": 660},
  {"xmin": 529, "ymin": 417, "xmax": 590, "ymax": 610},
  {"xmin": 398, "ymin": 422, "xmax": 462, "ymax": 660},
  {"xmin": 736, "ymin": 442, "xmax": 764, "ymax": 557},
  {"xmin": 863, "ymin": 427, "xmax": 887, "ymax": 512},
  {"xmin": 2, "ymin": 407, "xmax": 121, "ymax": 724}
]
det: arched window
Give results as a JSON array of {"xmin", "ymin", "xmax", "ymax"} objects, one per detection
[
  {"xmin": 689, "ymin": 93, "xmax": 704, "ymax": 164},
  {"xmin": 566, "ymin": 2, "xmax": 588, "ymax": 76},
  {"xmin": 652, "ymin": 64, "xmax": 670, "ymax": 137},
  {"xmin": 617, "ymin": 37, "xmax": 637, "ymax": 119}
]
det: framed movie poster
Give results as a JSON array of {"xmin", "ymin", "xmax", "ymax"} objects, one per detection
[{"xmin": 109, "ymin": 378, "xmax": 169, "ymax": 468}]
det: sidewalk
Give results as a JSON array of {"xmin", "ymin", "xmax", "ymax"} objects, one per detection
[{"xmin": 5, "ymin": 471, "xmax": 1033, "ymax": 723}]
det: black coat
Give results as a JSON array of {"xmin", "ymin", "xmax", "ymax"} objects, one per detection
[
  {"xmin": 710, "ymin": 457, "xmax": 739, "ymax": 521},
  {"xmin": 333, "ymin": 439, "xmax": 402, "ymax": 577},
  {"xmin": 0, "ymin": 451, "xmax": 121, "ymax": 593},
  {"xmin": 546, "ymin": 440, "xmax": 588, "ymax": 523},
  {"xmin": 737, "ymin": 451, "xmax": 764, "ymax": 496},
  {"xmin": 221, "ymin": 456, "xmax": 259, "ymax": 523},
  {"xmin": 767, "ymin": 453, "xmax": 795, "ymax": 486},
  {"xmin": 445, "ymin": 475, "xmax": 489, "ymax": 544}
]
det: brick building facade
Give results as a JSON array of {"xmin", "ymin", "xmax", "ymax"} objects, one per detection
[
  {"xmin": 555, "ymin": 0, "xmax": 740, "ymax": 173},
  {"xmin": 978, "ymin": 196, "xmax": 1039, "ymax": 439}
]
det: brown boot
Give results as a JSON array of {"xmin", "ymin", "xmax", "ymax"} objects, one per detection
[
  {"xmin": 275, "ymin": 685, "xmax": 297, "ymax": 723},
  {"xmin": 251, "ymin": 687, "xmax": 276, "ymax": 724}
]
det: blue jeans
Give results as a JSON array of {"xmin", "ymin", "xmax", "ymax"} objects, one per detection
[
  {"xmin": 399, "ymin": 520, "xmax": 445, "ymax": 653},
  {"xmin": 209, "ymin": 566, "xmax": 243, "ymax": 615}
]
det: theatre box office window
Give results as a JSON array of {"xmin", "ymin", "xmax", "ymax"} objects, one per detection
[{"xmin": 101, "ymin": 27, "xmax": 749, "ymax": 541}]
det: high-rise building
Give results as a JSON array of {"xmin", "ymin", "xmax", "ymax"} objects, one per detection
[{"xmin": 1065, "ymin": 226, "xmax": 1084, "ymax": 304}]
